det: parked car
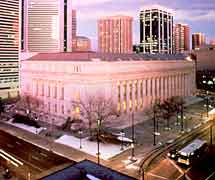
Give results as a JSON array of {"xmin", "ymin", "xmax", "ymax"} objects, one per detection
[{"xmin": 167, "ymin": 149, "xmax": 179, "ymax": 160}]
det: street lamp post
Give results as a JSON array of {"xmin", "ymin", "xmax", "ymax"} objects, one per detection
[
  {"xmin": 78, "ymin": 129, "xmax": 83, "ymax": 149},
  {"xmin": 180, "ymin": 104, "xmax": 184, "ymax": 132},
  {"xmin": 130, "ymin": 112, "xmax": 136, "ymax": 162},
  {"xmin": 206, "ymin": 91, "xmax": 209, "ymax": 118},
  {"xmin": 35, "ymin": 116, "xmax": 38, "ymax": 135},
  {"xmin": 210, "ymin": 124, "xmax": 213, "ymax": 145},
  {"xmin": 97, "ymin": 119, "xmax": 101, "ymax": 165},
  {"xmin": 141, "ymin": 168, "xmax": 145, "ymax": 180},
  {"xmin": 153, "ymin": 110, "xmax": 156, "ymax": 146},
  {"xmin": 120, "ymin": 129, "xmax": 125, "ymax": 151}
]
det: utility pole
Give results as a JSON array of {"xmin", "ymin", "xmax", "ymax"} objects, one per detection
[
  {"xmin": 206, "ymin": 91, "xmax": 209, "ymax": 118},
  {"xmin": 130, "ymin": 112, "xmax": 136, "ymax": 162},
  {"xmin": 210, "ymin": 124, "xmax": 213, "ymax": 145},
  {"xmin": 180, "ymin": 104, "xmax": 184, "ymax": 132},
  {"xmin": 97, "ymin": 119, "xmax": 101, "ymax": 164},
  {"xmin": 153, "ymin": 109, "xmax": 156, "ymax": 146}
]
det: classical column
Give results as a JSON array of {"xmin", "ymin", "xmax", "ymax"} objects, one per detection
[
  {"xmin": 126, "ymin": 82, "xmax": 130, "ymax": 113},
  {"xmin": 142, "ymin": 79, "xmax": 146, "ymax": 109},
  {"xmin": 132, "ymin": 81, "xmax": 136, "ymax": 112},
  {"xmin": 151, "ymin": 77, "xmax": 155, "ymax": 104},
  {"xmin": 168, "ymin": 76, "xmax": 172, "ymax": 98},
  {"xmin": 147, "ymin": 78, "xmax": 152, "ymax": 107},
  {"xmin": 160, "ymin": 77, "xmax": 164, "ymax": 101},
  {"xmin": 32, "ymin": 80, "xmax": 36, "ymax": 96},
  {"xmin": 186, "ymin": 74, "xmax": 189, "ymax": 96},
  {"xmin": 181, "ymin": 73, "xmax": 184, "ymax": 97},
  {"xmin": 137, "ymin": 80, "xmax": 141, "ymax": 110},
  {"xmin": 173, "ymin": 75, "xmax": 176, "ymax": 97},
  {"xmin": 165, "ymin": 76, "xmax": 168, "ymax": 99},
  {"xmin": 178, "ymin": 74, "xmax": 182, "ymax": 96},
  {"xmin": 120, "ymin": 82, "xmax": 124, "ymax": 113},
  {"xmin": 183, "ymin": 73, "xmax": 186, "ymax": 97},
  {"xmin": 157, "ymin": 77, "xmax": 160, "ymax": 99},
  {"xmin": 57, "ymin": 82, "xmax": 62, "ymax": 100}
]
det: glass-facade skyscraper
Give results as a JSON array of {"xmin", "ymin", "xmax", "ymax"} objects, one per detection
[
  {"xmin": 140, "ymin": 5, "xmax": 173, "ymax": 54},
  {"xmin": 25, "ymin": 0, "xmax": 73, "ymax": 52},
  {"xmin": 0, "ymin": 0, "xmax": 20, "ymax": 98}
]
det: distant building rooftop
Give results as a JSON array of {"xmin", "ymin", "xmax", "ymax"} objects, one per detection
[
  {"xmin": 140, "ymin": 4, "xmax": 173, "ymax": 14},
  {"xmin": 25, "ymin": 52, "xmax": 187, "ymax": 62},
  {"xmin": 75, "ymin": 36, "xmax": 91, "ymax": 40},
  {"xmin": 40, "ymin": 160, "xmax": 137, "ymax": 180},
  {"xmin": 99, "ymin": 15, "xmax": 133, "ymax": 20}
]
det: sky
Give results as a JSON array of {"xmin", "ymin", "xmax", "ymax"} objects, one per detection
[{"xmin": 73, "ymin": 0, "xmax": 215, "ymax": 50}]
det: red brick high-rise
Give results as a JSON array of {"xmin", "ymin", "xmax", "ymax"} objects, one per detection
[
  {"xmin": 174, "ymin": 24, "xmax": 190, "ymax": 53},
  {"xmin": 192, "ymin": 33, "xmax": 206, "ymax": 50},
  {"xmin": 98, "ymin": 15, "xmax": 133, "ymax": 53}
]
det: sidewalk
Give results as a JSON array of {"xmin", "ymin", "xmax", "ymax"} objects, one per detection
[
  {"xmin": 0, "ymin": 97, "xmax": 208, "ymax": 179},
  {"xmin": 0, "ymin": 121, "xmax": 99, "ymax": 164}
]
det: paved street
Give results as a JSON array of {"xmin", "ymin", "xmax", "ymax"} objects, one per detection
[
  {"xmin": 0, "ymin": 97, "xmax": 212, "ymax": 179},
  {"xmin": 142, "ymin": 122, "xmax": 215, "ymax": 180},
  {"xmin": 0, "ymin": 128, "xmax": 74, "ymax": 179}
]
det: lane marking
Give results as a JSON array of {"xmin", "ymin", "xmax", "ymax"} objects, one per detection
[
  {"xmin": 167, "ymin": 158, "xmax": 184, "ymax": 174},
  {"xmin": 205, "ymin": 171, "xmax": 215, "ymax": 180},
  {"xmin": 147, "ymin": 172, "xmax": 169, "ymax": 180}
]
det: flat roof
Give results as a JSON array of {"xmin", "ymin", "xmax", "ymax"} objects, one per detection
[
  {"xmin": 178, "ymin": 139, "xmax": 207, "ymax": 156},
  {"xmin": 140, "ymin": 4, "xmax": 173, "ymax": 14},
  {"xmin": 25, "ymin": 52, "xmax": 187, "ymax": 62},
  {"xmin": 40, "ymin": 160, "xmax": 137, "ymax": 180}
]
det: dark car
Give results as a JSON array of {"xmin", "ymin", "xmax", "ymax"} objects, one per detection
[{"xmin": 167, "ymin": 149, "xmax": 179, "ymax": 160}]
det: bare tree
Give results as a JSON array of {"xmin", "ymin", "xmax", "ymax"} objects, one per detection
[
  {"xmin": 159, "ymin": 96, "xmax": 185, "ymax": 130},
  {"xmin": 71, "ymin": 95, "xmax": 118, "ymax": 135},
  {"xmin": 171, "ymin": 96, "xmax": 185, "ymax": 125},
  {"xmin": 0, "ymin": 97, "xmax": 4, "ymax": 116},
  {"xmin": 160, "ymin": 97, "xmax": 177, "ymax": 130},
  {"xmin": 16, "ymin": 95, "xmax": 42, "ymax": 115}
]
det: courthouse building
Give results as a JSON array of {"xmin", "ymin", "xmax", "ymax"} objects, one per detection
[{"xmin": 20, "ymin": 52, "xmax": 195, "ymax": 125}]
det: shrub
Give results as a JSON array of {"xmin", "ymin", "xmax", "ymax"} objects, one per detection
[{"xmin": 12, "ymin": 114, "xmax": 41, "ymax": 128}]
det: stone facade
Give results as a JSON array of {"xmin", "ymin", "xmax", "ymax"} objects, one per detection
[{"xmin": 20, "ymin": 53, "xmax": 196, "ymax": 125}]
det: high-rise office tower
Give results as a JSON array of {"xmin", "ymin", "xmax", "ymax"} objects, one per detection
[
  {"xmin": 72, "ymin": 9, "xmax": 76, "ymax": 38},
  {"xmin": 210, "ymin": 39, "xmax": 215, "ymax": 45},
  {"xmin": 192, "ymin": 33, "xmax": 206, "ymax": 50},
  {"xmin": 0, "ymin": 0, "xmax": 20, "ymax": 98},
  {"xmin": 140, "ymin": 5, "xmax": 173, "ymax": 54},
  {"xmin": 98, "ymin": 15, "xmax": 133, "ymax": 53},
  {"xmin": 173, "ymin": 23, "xmax": 190, "ymax": 53},
  {"xmin": 21, "ymin": 0, "xmax": 27, "ymax": 51},
  {"xmin": 26, "ymin": 0, "xmax": 73, "ymax": 52}
]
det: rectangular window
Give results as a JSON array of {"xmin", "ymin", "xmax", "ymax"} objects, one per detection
[
  {"xmin": 61, "ymin": 87, "xmax": 64, "ymax": 100},
  {"xmin": 41, "ymin": 84, "xmax": 44, "ymax": 96},
  {"xmin": 36, "ymin": 83, "xmax": 38, "ymax": 96},
  {"xmin": 123, "ymin": 83, "xmax": 126, "ymax": 101},
  {"xmin": 47, "ymin": 85, "xmax": 50, "ymax": 97},
  {"xmin": 146, "ymin": 79, "xmax": 148, "ymax": 96},
  {"xmin": 61, "ymin": 105, "xmax": 64, "ymax": 114},
  {"xmin": 140, "ymin": 81, "xmax": 143, "ymax": 108},
  {"xmin": 54, "ymin": 86, "xmax": 57, "ymax": 99},
  {"xmin": 117, "ymin": 84, "xmax": 121, "ymax": 112},
  {"xmin": 129, "ymin": 82, "xmax": 132, "ymax": 111},
  {"xmin": 54, "ymin": 104, "xmax": 57, "ymax": 113},
  {"xmin": 123, "ymin": 101, "xmax": 126, "ymax": 112},
  {"xmin": 135, "ymin": 81, "xmax": 138, "ymax": 110},
  {"xmin": 48, "ymin": 102, "xmax": 51, "ymax": 112}
]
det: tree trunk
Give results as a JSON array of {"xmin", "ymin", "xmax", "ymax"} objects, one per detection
[{"xmin": 89, "ymin": 120, "xmax": 92, "ymax": 136}]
